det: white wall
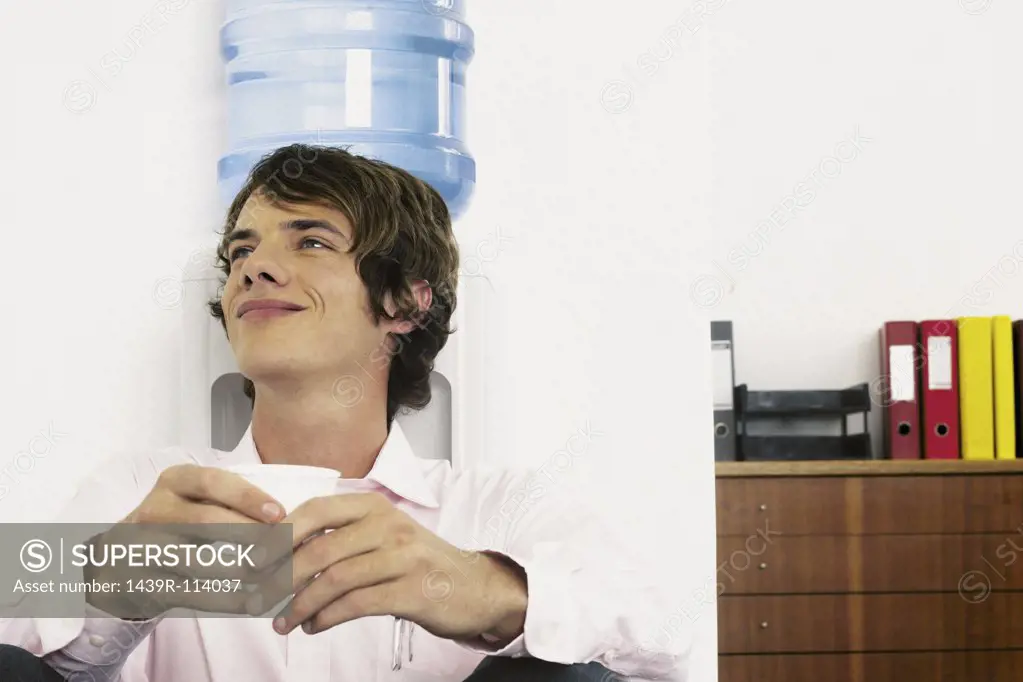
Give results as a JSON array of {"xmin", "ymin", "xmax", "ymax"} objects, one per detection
[
  {"xmin": 465, "ymin": 4, "xmax": 718, "ymax": 679},
  {"xmin": 690, "ymin": 0, "xmax": 1023, "ymax": 458},
  {"xmin": 1, "ymin": 0, "xmax": 223, "ymax": 514},
  {"xmin": 1, "ymin": 0, "xmax": 719, "ymax": 679}
]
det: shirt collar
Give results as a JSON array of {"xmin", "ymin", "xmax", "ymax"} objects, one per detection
[{"xmin": 224, "ymin": 421, "xmax": 440, "ymax": 509}]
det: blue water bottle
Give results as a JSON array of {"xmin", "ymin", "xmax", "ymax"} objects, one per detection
[{"xmin": 218, "ymin": 0, "xmax": 476, "ymax": 219}]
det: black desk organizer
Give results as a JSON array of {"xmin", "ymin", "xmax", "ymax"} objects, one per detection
[{"xmin": 735, "ymin": 383, "xmax": 872, "ymax": 461}]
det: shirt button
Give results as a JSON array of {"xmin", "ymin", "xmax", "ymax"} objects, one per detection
[{"xmin": 89, "ymin": 635, "xmax": 105, "ymax": 647}]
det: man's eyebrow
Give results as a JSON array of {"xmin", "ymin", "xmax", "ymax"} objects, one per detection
[
  {"xmin": 225, "ymin": 219, "xmax": 349, "ymax": 246},
  {"xmin": 283, "ymin": 218, "xmax": 348, "ymax": 239},
  {"xmin": 225, "ymin": 227, "xmax": 256, "ymax": 247},
  {"xmin": 284, "ymin": 219, "xmax": 351, "ymax": 241}
]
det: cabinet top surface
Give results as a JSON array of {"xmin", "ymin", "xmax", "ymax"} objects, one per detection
[{"xmin": 716, "ymin": 459, "xmax": 1023, "ymax": 477}]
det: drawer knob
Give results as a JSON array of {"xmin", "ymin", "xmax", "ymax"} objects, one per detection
[
  {"xmin": 758, "ymin": 563, "xmax": 767, "ymax": 570},
  {"xmin": 760, "ymin": 621, "xmax": 769, "ymax": 629},
  {"xmin": 758, "ymin": 504, "xmax": 767, "ymax": 511}
]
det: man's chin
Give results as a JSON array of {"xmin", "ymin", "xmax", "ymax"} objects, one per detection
[{"xmin": 234, "ymin": 355, "xmax": 316, "ymax": 382}]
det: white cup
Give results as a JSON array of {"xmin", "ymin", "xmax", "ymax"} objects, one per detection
[
  {"xmin": 223, "ymin": 463, "xmax": 341, "ymax": 515},
  {"xmin": 220, "ymin": 464, "xmax": 341, "ymax": 618}
]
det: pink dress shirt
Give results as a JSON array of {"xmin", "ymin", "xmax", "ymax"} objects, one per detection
[{"xmin": 0, "ymin": 423, "xmax": 689, "ymax": 681}]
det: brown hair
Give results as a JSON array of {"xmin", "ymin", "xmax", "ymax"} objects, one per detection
[{"xmin": 207, "ymin": 144, "xmax": 460, "ymax": 426}]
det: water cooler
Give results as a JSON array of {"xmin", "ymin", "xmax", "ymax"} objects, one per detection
[{"xmin": 181, "ymin": 0, "xmax": 475, "ymax": 470}]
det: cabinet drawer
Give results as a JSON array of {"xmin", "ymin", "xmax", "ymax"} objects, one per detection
[
  {"xmin": 719, "ymin": 593, "xmax": 1023, "ymax": 653},
  {"xmin": 719, "ymin": 651, "xmax": 1023, "ymax": 682},
  {"xmin": 717, "ymin": 476, "xmax": 1023, "ymax": 535},
  {"xmin": 717, "ymin": 477, "xmax": 844, "ymax": 536},
  {"xmin": 717, "ymin": 533, "xmax": 1023, "ymax": 594}
]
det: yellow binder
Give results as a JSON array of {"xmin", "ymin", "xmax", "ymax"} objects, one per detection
[
  {"xmin": 992, "ymin": 315, "xmax": 1016, "ymax": 459},
  {"xmin": 958, "ymin": 317, "xmax": 994, "ymax": 460}
]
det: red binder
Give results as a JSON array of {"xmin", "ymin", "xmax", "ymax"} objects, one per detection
[
  {"xmin": 880, "ymin": 321, "xmax": 921, "ymax": 459},
  {"xmin": 919, "ymin": 320, "xmax": 959, "ymax": 459}
]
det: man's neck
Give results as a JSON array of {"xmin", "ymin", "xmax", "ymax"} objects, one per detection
[{"xmin": 248, "ymin": 379, "xmax": 389, "ymax": 479}]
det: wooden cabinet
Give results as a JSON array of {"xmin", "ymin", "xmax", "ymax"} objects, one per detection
[
  {"xmin": 719, "ymin": 652, "xmax": 1023, "ymax": 682},
  {"xmin": 716, "ymin": 460, "xmax": 1023, "ymax": 682}
]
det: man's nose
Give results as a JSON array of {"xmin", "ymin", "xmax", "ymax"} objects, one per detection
[
  {"xmin": 239, "ymin": 246, "xmax": 289, "ymax": 288},
  {"xmin": 244, "ymin": 269, "xmax": 280, "ymax": 287}
]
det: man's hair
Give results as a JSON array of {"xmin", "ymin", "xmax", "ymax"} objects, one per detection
[{"xmin": 207, "ymin": 144, "xmax": 460, "ymax": 426}]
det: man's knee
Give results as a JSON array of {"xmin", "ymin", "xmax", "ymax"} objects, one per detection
[
  {"xmin": 464, "ymin": 656, "xmax": 624, "ymax": 681},
  {"xmin": 0, "ymin": 644, "xmax": 37, "ymax": 667},
  {"xmin": 0, "ymin": 644, "xmax": 64, "ymax": 681}
]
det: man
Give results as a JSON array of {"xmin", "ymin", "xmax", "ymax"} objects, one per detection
[{"xmin": 0, "ymin": 145, "xmax": 689, "ymax": 681}]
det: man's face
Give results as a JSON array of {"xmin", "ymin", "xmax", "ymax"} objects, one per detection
[{"xmin": 220, "ymin": 191, "xmax": 390, "ymax": 389}]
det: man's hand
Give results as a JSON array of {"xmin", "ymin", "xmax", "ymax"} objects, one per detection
[
  {"xmin": 88, "ymin": 464, "xmax": 288, "ymax": 618},
  {"xmin": 272, "ymin": 492, "xmax": 528, "ymax": 645},
  {"xmin": 125, "ymin": 463, "xmax": 286, "ymax": 526}
]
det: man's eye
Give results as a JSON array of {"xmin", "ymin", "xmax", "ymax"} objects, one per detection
[
  {"xmin": 301, "ymin": 238, "xmax": 328, "ymax": 249},
  {"xmin": 229, "ymin": 246, "xmax": 252, "ymax": 262}
]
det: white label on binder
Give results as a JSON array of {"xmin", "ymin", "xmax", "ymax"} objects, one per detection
[
  {"xmin": 889, "ymin": 345, "xmax": 915, "ymax": 402},
  {"xmin": 712, "ymin": 341, "xmax": 734, "ymax": 408},
  {"xmin": 927, "ymin": 336, "xmax": 953, "ymax": 391}
]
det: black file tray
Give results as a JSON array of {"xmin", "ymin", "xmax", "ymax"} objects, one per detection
[
  {"xmin": 735, "ymin": 383, "xmax": 872, "ymax": 461},
  {"xmin": 739, "ymin": 434, "xmax": 872, "ymax": 461}
]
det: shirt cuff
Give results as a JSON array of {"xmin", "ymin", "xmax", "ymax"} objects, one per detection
[
  {"xmin": 455, "ymin": 543, "xmax": 579, "ymax": 664},
  {"xmin": 52, "ymin": 605, "xmax": 160, "ymax": 668},
  {"xmin": 457, "ymin": 631, "xmax": 528, "ymax": 658}
]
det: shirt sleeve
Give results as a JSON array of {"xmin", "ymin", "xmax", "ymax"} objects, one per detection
[
  {"xmin": 453, "ymin": 467, "xmax": 691, "ymax": 681},
  {"xmin": 2, "ymin": 607, "xmax": 161, "ymax": 682},
  {"xmin": 0, "ymin": 447, "xmax": 179, "ymax": 681},
  {"xmin": 0, "ymin": 573, "xmax": 159, "ymax": 682}
]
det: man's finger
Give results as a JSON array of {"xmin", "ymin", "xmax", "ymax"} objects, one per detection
[
  {"xmin": 173, "ymin": 502, "xmax": 273, "ymax": 540},
  {"xmin": 240, "ymin": 555, "xmax": 298, "ymax": 618},
  {"xmin": 111, "ymin": 498, "xmax": 278, "ymax": 569},
  {"xmin": 160, "ymin": 465, "xmax": 285, "ymax": 523},
  {"xmin": 286, "ymin": 524, "xmax": 385, "ymax": 590},
  {"xmin": 277, "ymin": 552, "xmax": 405, "ymax": 633},
  {"xmin": 303, "ymin": 581, "xmax": 403, "ymax": 635},
  {"xmin": 283, "ymin": 493, "xmax": 384, "ymax": 547}
]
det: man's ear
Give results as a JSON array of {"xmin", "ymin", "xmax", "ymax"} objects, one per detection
[{"xmin": 390, "ymin": 280, "xmax": 433, "ymax": 335}]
